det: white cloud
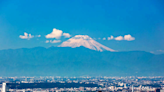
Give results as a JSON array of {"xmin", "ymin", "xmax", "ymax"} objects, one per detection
[
  {"xmin": 113, "ymin": 34, "xmax": 135, "ymax": 41},
  {"xmin": 98, "ymin": 38, "xmax": 101, "ymax": 40},
  {"xmin": 19, "ymin": 32, "xmax": 34, "ymax": 40},
  {"xmin": 45, "ymin": 28, "xmax": 63, "ymax": 39},
  {"xmin": 36, "ymin": 35, "xmax": 41, "ymax": 37},
  {"xmin": 50, "ymin": 40, "xmax": 61, "ymax": 43},
  {"xmin": 107, "ymin": 35, "xmax": 114, "ymax": 40},
  {"xmin": 29, "ymin": 34, "xmax": 34, "ymax": 38},
  {"xmin": 19, "ymin": 32, "xmax": 28, "ymax": 39},
  {"xmin": 124, "ymin": 34, "xmax": 135, "ymax": 41},
  {"xmin": 103, "ymin": 37, "xmax": 106, "ymax": 40},
  {"xmin": 63, "ymin": 33, "xmax": 71, "ymax": 38},
  {"xmin": 115, "ymin": 36, "xmax": 123, "ymax": 41},
  {"xmin": 45, "ymin": 40, "xmax": 49, "ymax": 43}
]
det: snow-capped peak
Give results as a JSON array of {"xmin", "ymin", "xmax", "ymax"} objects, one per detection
[
  {"xmin": 58, "ymin": 35, "xmax": 115, "ymax": 52},
  {"xmin": 74, "ymin": 35, "xmax": 91, "ymax": 39}
]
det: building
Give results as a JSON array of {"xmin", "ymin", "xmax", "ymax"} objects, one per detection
[{"xmin": 2, "ymin": 83, "xmax": 8, "ymax": 92}]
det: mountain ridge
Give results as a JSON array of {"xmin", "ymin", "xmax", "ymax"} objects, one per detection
[
  {"xmin": 0, "ymin": 46, "xmax": 155, "ymax": 54},
  {"xmin": 0, "ymin": 46, "xmax": 164, "ymax": 76}
]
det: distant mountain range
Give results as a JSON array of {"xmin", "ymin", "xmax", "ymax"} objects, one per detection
[{"xmin": 0, "ymin": 46, "xmax": 164, "ymax": 76}]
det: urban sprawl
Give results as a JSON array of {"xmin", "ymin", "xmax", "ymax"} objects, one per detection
[{"xmin": 0, "ymin": 76, "xmax": 164, "ymax": 92}]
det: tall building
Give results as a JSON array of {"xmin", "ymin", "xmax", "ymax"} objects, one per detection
[
  {"xmin": 132, "ymin": 85, "xmax": 134, "ymax": 92},
  {"xmin": 2, "ymin": 83, "xmax": 7, "ymax": 92}
]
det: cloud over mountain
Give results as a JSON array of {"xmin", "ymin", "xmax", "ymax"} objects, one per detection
[
  {"xmin": 114, "ymin": 34, "xmax": 135, "ymax": 41},
  {"xmin": 124, "ymin": 34, "xmax": 135, "ymax": 41},
  {"xmin": 108, "ymin": 35, "xmax": 114, "ymax": 40},
  {"xmin": 19, "ymin": 32, "xmax": 41, "ymax": 40},
  {"xmin": 115, "ymin": 36, "xmax": 124, "ymax": 41},
  {"xmin": 97, "ymin": 35, "xmax": 134, "ymax": 41},
  {"xmin": 63, "ymin": 33, "xmax": 71, "ymax": 38},
  {"xmin": 45, "ymin": 28, "xmax": 71, "ymax": 39},
  {"xmin": 19, "ymin": 32, "xmax": 34, "ymax": 40},
  {"xmin": 45, "ymin": 28, "xmax": 63, "ymax": 39}
]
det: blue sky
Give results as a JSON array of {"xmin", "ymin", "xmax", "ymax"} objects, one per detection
[{"xmin": 0, "ymin": 0, "xmax": 164, "ymax": 54}]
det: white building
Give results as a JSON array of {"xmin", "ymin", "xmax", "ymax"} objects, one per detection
[{"xmin": 2, "ymin": 83, "xmax": 8, "ymax": 92}]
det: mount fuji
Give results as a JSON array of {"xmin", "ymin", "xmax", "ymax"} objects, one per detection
[
  {"xmin": 58, "ymin": 35, "xmax": 115, "ymax": 52},
  {"xmin": 0, "ymin": 35, "xmax": 164, "ymax": 76}
]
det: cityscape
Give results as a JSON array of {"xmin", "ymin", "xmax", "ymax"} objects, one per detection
[
  {"xmin": 0, "ymin": 0, "xmax": 164, "ymax": 92},
  {"xmin": 0, "ymin": 76, "xmax": 164, "ymax": 92}
]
